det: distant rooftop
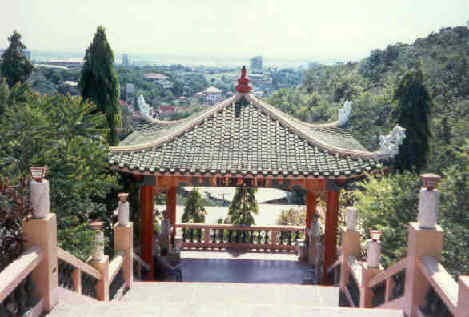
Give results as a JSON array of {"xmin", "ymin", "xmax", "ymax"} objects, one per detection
[
  {"xmin": 205, "ymin": 86, "xmax": 222, "ymax": 94},
  {"xmin": 144, "ymin": 73, "xmax": 168, "ymax": 80}
]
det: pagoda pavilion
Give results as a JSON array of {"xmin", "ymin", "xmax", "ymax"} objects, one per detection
[{"xmin": 108, "ymin": 66, "xmax": 405, "ymax": 283}]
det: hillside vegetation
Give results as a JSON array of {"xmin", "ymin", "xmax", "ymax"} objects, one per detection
[
  {"xmin": 268, "ymin": 26, "xmax": 469, "ymax": 276},
  {"xmin": 268, "ymin": 26, "xmax": 469, "ymax": 172}
]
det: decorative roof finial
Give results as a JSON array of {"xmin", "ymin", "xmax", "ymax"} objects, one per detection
[{"xmin": 235, "ymin": 66, "xmax": 252, "ymax": 94}]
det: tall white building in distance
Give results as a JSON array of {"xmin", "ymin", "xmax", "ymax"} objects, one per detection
[
  {"xmin": 250, "ymin": 56, "xmax": 263, "ymax": 74},
  {"xmin": 122, "ymin": 54, "xmax": 129, "ymax": 66}
]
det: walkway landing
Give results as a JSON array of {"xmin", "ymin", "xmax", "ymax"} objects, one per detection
[
  {"xmin": 47, "ymin": 282, "xmax": 404, "ymax": 317},
  {"xmin": 179, "ymin": 250, "xmax": 310, "ymax": 284}
]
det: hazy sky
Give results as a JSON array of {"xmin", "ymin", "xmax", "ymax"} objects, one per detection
[{"xmin": 2, "ymin": 0, "xmax": 468, "ymax": 61}]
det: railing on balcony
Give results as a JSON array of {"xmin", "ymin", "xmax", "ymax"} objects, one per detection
[
  {"xmin": 133, "ymin": 252, "xmax": 150, "ymax": 280},
  {"xmin": 57, "ymin": 247, "xmax": 101, "ymax": 300},
  {"xmin": 418, "ymin": 256, "xmax": 458, "ymax": 317},
  {"xmin": 0, "ymin": 246, "xmax": 44, "ymax": 317},
  {"xmin": 174, "ymin": 223, "xmax": 304, "ymax": 252},
  {"xmin": 109, "ymin": 253, "xmax": 125, "ymax": 301},
  {"xmin": 368, "ymin": 257, "xmax": 407, "ymax": 308}
]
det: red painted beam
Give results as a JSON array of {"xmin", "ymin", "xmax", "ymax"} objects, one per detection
[
  {"xmin": 140, "ymin": 185, "xmax": 154, "ymax": 280},
  {"xmin": 167, "ymin": 187, "xmax": 177, "ymax": 243},
  {"xmin": 323, "ymin": 189, "xmax": 339, "ymax": 285},
  {"xmin": 305, "ymin": 191, "xmax": 316, "ymax": 230}
]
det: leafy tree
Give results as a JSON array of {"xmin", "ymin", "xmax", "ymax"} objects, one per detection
[
  {"xmin": 277, "ymin": 207, "xmax": 306, "ymax": 226},
  {"xmin": 438, "ymin": 143, "xmax": 469, "ymax": 277},
  {"xmin": 226, "ymin": 188, "xmax": 258, "ymax": 225},
  {"xmin": 80, "ymin": 26, "xmax": 121, "ymax": 145},
  {"xmin": 392, "ymin": 67, "xmax": 432, "ymax": 172},
  {"xmin": 0, "ymin": 31, "xmax": 33, "ymax": 87},
  {"xmin": 182, "ymin": 188, "xmax": 207, "ymax": 223},
  {"xmin": 352, "ymin": 172, "xmax": 421, "ymax": 267},
  {"xmin": 0, "ymin": 85, "xmax": 118, "ymax": 260}
]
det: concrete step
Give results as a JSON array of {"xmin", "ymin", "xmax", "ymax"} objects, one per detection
[{"xmin": 46, "ymin": 282, "xmax": 404, "ymax": 317}]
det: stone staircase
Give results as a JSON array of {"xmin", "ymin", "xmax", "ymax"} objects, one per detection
[{"xmin": 46, "ymin": 282, "xmax": 404, "ymax": 316}]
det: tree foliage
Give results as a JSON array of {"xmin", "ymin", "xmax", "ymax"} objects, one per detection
[
  {"xmin": 352, "ymin": 172, "xmax": 420, "ymax": 268},
  {"xmin": 276, "ymin": 207, "xmax": 306, "ymax": 226},
  {"xmin": 0, "ymin": 31, "xmax": 33, "ymax": 87},
  {"xmin": 80, "ymin": 26, "xmax": 121, "ymax": 145},
  {"xmin": 392, "ymin": 67, "xmax": 432, "ymax": 172},
  {"xmin": 226, "ymin": 188, "xmax": 258, "ymax": 225},
  {"xmin": 353, "ymin": 166, "xmax": 469, "ymax": 277},
  {"xmin": 0, "ymin": 84, "xmax": 118, "ymax": 260},
  {"xmin": 182, "ymin": 188, "xmax": 207, "ymax": 223}
]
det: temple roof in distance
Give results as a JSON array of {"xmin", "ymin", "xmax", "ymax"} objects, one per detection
[{"xmin": 109, "ymin": 68, "xmax": 390, "ymax": 179}]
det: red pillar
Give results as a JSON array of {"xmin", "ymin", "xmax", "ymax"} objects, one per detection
[
  {"xmin": 167, "ymin": 186, "xmax": 177, "ymax": 244},
  {"xmin": 305, "ymin": 191, "xmax": 317, "ymax": 245},
  {"xmin": 323, "ymin": 189, "xmax": 339, "ymax": 284},
  {"xmin": 140, "ymin": 185, "xmax": 154, "ymax": 280},
  {"xmin": 305, "ymin": 191, "xmax": 316, "ymax": 230}
]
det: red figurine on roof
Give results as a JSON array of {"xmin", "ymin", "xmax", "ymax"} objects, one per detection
[{"xmin": 235, "ymin": 66, "xmax": 252, "ymax": 93}]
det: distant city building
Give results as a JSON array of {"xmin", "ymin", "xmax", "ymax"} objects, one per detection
[
  {"xmin": 204, "ymin": 86, "xmax": 222, "ymax": 105},
  {"xmin": 467, "ymin": 20, "xmax": 469, "ymax": 29},
  {"xmin": 250, "ymin": 56, "xmax": 263, "ymax": 74},
  {"xmin": 44, "ymin": 58, "xmax": 83, "ymax": 68},
  {"xmin": 122, "ymin": 54, "xmax": 129, "ymax": 66},
  {"xmin": 144, "ymin": 73, "xmax": 173, "ymax": 89},
  {"xmin": 125, "ymin": 83, "xmax": 135, "ymax": 105}
]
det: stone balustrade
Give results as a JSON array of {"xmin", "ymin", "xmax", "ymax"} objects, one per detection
[
  {"xmin": 174, "ymin": 223, "xmax": 305, "ymax": 253},
  {"xmin": 0, "ymin": 246, "xmax": 44, "ymax": 316},
  {"xmin": 0, "ymin": 179, "xmax": 136, "ymax": 315},
  {"xmin": 327, "ymin": 173, "xmax": 469, "ymax": 317}
]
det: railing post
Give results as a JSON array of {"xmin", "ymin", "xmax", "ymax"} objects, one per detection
[
  {"xmin": 271, "ymin": 230, "xmax": 277, "ymax": 250},
  {"xmin": 456, "ymin": 276, "xmax": 469, "ymax": 317},
  {"xmin": 90, "ymin": 222, "xmax": 109, "ymax": 302},
  {"xmin": 385, "ymin": 276, "xmax": 394, "ymax": 303},
  {"xmin": 404, "ymin": 174, "xmax": 444, "ymax": 317},
  {"xmin": 204, "ymin": 227, "xmax": 210, "ymax": 248},
  {"xmin": 72, "ymin": 268, "xmax": 82, "ymax": 294},
  {"xmin": 114, "ymin": 193, "xmax": 133, "ymax": 290},
  {"xmin": 22, "ymin": 171, "xmax": 58, "ymax": 312},
  {"xmin": 340, "ymin": 207, "xmax": 361, "ymax": 289},
  {"xmin": 360, "ymin": 231, "xmax": 383, "ymax": 308}
]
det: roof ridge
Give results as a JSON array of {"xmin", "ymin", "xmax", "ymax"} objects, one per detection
[
  {"xmin": 246, "ymin": 94, "xmax": 376, "ymax": 159},
  {"xmin": 110, "ymin": 94, "xmax": 241, "ymax": 152}
]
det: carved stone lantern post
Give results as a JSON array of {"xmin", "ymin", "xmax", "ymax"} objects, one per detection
[
  {"xmin": 367, "ymin": 230, "xmax": 382, "ymax": 268},
  {"xmin": 90, "ymin": 221, "xmax": 105, "ymax": 262},
  {"xmin": 345, "ymin": 207, "xmax": 358, "ymax": 232},
  {"xmin": 30, "ymin": 166, "xmax": 50, "ymax": 219},
  {"xmin": 117, "ymin": 193, "xmax": 130, "ymax": 226},
  {"xmin": 418, "ymin": 173, "xmax": 441, "ymax": 229}
]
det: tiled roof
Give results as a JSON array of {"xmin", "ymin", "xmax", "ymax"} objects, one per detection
[{"xmin": 109, "ymin": 94, "xmax": 382, "ymax": 177}]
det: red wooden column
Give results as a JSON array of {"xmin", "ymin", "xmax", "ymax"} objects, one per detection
[
  {"xmin": 323, "ymin": 189, "xmax": 340, "ymax": 284},
  {"xmin": 305, "ymin": 191, "xmax": 317, "ymax": 240},
  {"xmin": 166, "ymin": 186, "xmax": 177, "ymax": 244},
  {"xmin": 140, "ymin": 185, "xmax": 154, "ymax": 280}
]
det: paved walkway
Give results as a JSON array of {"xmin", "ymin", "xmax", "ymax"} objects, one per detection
[
  {"xmin": 179, "ymin": 251, "xmax": 310, "ymax": 284},
  {"xmin": 47, "ymin": 283, "xmax": 403, "ymax": 317}
]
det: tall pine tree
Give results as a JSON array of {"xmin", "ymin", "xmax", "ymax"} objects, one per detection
[
  {"xmin": 0, "ymin": 31, "xmax": 33, "ymax": 87},
  {"xmin": 392, "ymin": 66, "xmax": 432, "ymax": 172},
  {"xmin": 227, "ymin": 187, "xmax": 258, "ymax": 225},
  {"xmin": 182, "ymin": 188, "xmax": 207, "ymax": 223},
  {"xmin": 79, "ymin": 26, "xmax": 121, "ymax": 145}
]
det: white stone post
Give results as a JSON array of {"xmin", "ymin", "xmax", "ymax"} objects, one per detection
[
  {"xmin": 417, "ymin": 174, "xmax": 441, "ymax": 229},
  {"xmin": 367, "ymin": 230, "xmax": 382, "ymax": 268},
  {"xmin": 30, "ymin": 166, "xmax": 50, "ymax": 219},
  {"xmin": 91, "ymin": 222, "xmax": 105, "ymax": 262},
  {"xmin": 345, "ymin": 207, "xmax": 358, "ymax": 231},
  {"xmin": 117, "ymin": 193, "xmax": 130, "ymax": 226}
]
